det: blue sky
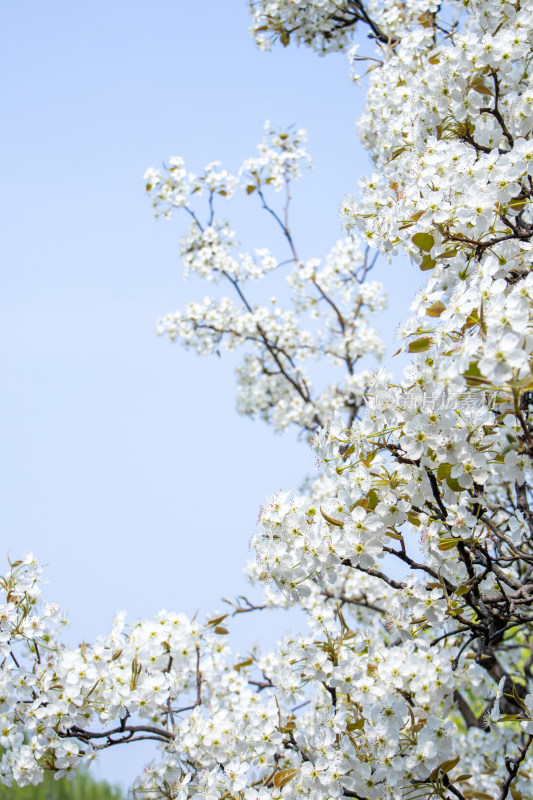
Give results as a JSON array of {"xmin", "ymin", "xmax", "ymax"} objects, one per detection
[{"xmin": 0, "ymin": 0, "xmax": 420, "ymax": 788}]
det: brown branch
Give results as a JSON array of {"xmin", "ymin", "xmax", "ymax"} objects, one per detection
[
  {"xmin": 195, "ymin": 644, "xmax": 202, "ymax": 707},
  {"xmin": 69, "ymin": 723, "xmax": 173, "ymax": 742},
  {"xmin": 336, "ymin": 1, "xmax": 398, "ymax": 45},
  {"xmin": 222, "ymin": 270, "xmax": 316, "ymax": 408},
  {"xmin": 342, "ymin": 558, "xmax": 403, "ymax": 590},
  {"xmin": 426, "ymin": 467, "xmax": 448, "ymax": 520},
  {"xmin": 498, "ymin": 735, "xmax": 532, "ymax": 800},
  {"xmin": 442, "ymin": 773, "xmax": 467, "ymax": 800},
  {"xmin": 322, "ymin": 588, "xmax": 385, "ymax": 614},
  {"xmin": 516, "ymin": 482, "xmax": 533, "ymax": 537},
  {"xmin": 480, "ymin": 71, "xmax": 514, "ymax": 149}
]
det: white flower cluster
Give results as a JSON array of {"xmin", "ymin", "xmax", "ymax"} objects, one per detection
[
  {"xmin": 147, "ymin": 125, "xmax": 385, "ymax": 435},
  {"xmin": 348, "ymin": 0, "xmax": 533, "ymax": 265},
  {"xmin": 248, "ymin": 0, "xmax": 400, "ymax": 52},
  {"xmin": 144, "ymin": 160, "xmax": 238, "ymax": 217},
  {"xmin": 6, "ymin": 0, "xmax": 533, "ymax": 798},
  {"xmin": 247, "ymin": 0, "xmax": 533, "ymax": 796},
  {"xmin": 0, "ymin": 553, "xmax": 507, "ymax": 800},
  {"xmin": 241, "ymin": 124, "xmax": 311, "ymax": 192}
]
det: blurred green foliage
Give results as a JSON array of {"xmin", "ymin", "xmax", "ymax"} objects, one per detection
[{"xmin": 0, "ymin": 770, "xmax": 125, "ymax": 800}]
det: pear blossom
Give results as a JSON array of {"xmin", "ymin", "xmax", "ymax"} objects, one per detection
[{"xmin": 4, "ymin": 0, "xmax": 533, "ymax": 798}]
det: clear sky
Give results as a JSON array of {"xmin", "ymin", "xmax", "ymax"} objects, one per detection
[{"xmin": 0, "ymin": 0, "xmax": 420, "ymax": 789}]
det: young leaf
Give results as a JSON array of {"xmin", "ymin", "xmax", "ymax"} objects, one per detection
[
  {"xmin": 408, "ymin": 337, "xmax": 433, "ymax": 353},
  {"xmin": 273, "ymin": 769, "xmax": 299, "ymax": 788},
  {"xmin": 320, "ymin": 507, "xmax": 345, "ymax": 527},
  {"xmin": 420, "ymin": 254, "xmax": 437, "ymax": 271},
  {"xmin": 438, "ymin": 538, "xmax": 459, "ymax": 551},
  {"xmin": 426, "ymin": 301, "xmax": 446, "ymax": 317},
  {"xmin": 412, "ymin": 232, "xmax": 435, "ymax": 252}
]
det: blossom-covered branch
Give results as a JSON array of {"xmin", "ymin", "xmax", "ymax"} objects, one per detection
[
  {"xmin": 4, "ymin": 0, "xmax": 533, "ymax": 799},
  {"xmin": 145, "ymin": 124, "xmax": 386, "ymax": 436}
]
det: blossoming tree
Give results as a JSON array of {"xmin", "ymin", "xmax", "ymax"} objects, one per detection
[{"xmin": 3, "ymin": 1, "xmax": 533, "ymax": 798}]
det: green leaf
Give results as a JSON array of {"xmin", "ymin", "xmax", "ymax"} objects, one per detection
[
  {"xmin": 426, "ymin": 300, "xmax": 446, "ymax": 317},
  {"xmin": 435, "ymin": 249, "xmax": 459, "ymax": 259},
  {"xmin": 366, "ymin": 489, "xmax": 379, "ymax": 511},
  {"xmin": 386, "ymin": 529, "xmax": 403, "ymax": 540},
  {"xmin": 438, "ymin": 538, "xmax": 459, "ymax": 551},
  {"xmin": 207, "ymin": 614, "xmax": 228, "ymax": 627},
  {"xmin": 246, "ymin": 184, "xmax": 257, "ymax": 194},
  {"xmin": 320, "ymin": 506, "xmax": 344, "ymax": 528},
  {"xmin": 280, "ymin": 722, "xmax": 296, "ymax": 733},
  {"xmin": 390, "ymin": 146, "xmax": 408, "ymax": 161},
  {"xmin": 509, "ymin": 197, "xmax": 527, "ymax": 213},
  {"xmin": 280, "ymin": 32, "xmax": 290, "ymax": 46},
  {"xmin": 464, "ymin": 309, "xmax": 480, "ymax": 329},
  {"xmin": 340, "ymin": 443, "xmax": 355, "ymax": 458},
  {"xmin": 446, "ymin": 474, "xmax": 463, "ymax": 492},
  {"xmin": 273, "ymin": 769, "xmax": 299, "ymax": 788},
  {"xmin": 347, "ymin": 719, "xmax": 365, "ymax": 731},
  {"xmin": 437, "ymin": 463, "xmax": 452, "ymax": 480},
  {"xmin": 429, "ymin": 755, "xmax": 460, "ymax": 780},
  {"xmin": 463, "ymin": 362, "xmax": 491, "ymax": 387},
  {"xmin": 352, "ymin": 497, "xmax": 369, "ymax": 510},
  {"xmin": 412, "ymin": 232, "xmax": 435, "ymax": 252},
  {"xmin": 408, "ymin": 336, "xmax": 433, "ymax": 353},
  {"xmin": 214, "ymin": 626, "xmax": 229, "ymax": 635},
  {"xmin": 511, "ymin": 372, "xmax": 533, "ymax": 391},
  {"xmin": 469, "ymin": 77, "xmax": 492, "ymax": 96},
  {"xmin": 510, "ymin": 682, "xmax": 528, "ymax": 711},
  {"xmin": 234, "ymin": 658, "xmax": 253, "ymax": 671},
  {"xmin": 420, "ymin": 254, "xmax": 437, "ymax": 271}
]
